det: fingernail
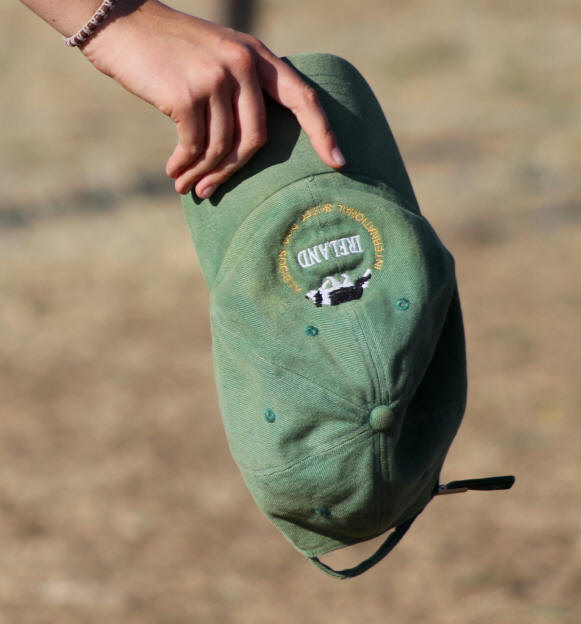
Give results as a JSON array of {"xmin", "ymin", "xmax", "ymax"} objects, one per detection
[
  {"xmin": 332, "ymin": 147, "xmax": 346, "ymax": 168},
  {"xmin": 199, "ymin": 184, "xmax": 217, "ymax": 199}
]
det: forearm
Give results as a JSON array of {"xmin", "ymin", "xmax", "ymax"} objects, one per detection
[
  {"xmin": 20, "ymin": 0, "xmax": 172, "ymax": 54},
  {"xmin": 19, "ymin": 0, "xmax": 113, "ymax": 36}
]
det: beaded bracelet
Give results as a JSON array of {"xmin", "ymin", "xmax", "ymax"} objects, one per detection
[{"xmin": 63, "ymin": 0, "xmax": 119, "ymax": 47}]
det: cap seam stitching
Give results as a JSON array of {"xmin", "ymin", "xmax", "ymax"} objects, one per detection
[
  {"xmin": 373, "ymin": 434, "xmax": 382, "ymax": 533},
  {"xmin": 350, "ymin": 306, "xmax": 387, "ymax": 405},
  {"xmin": 212, "ymin": 313, "xmax": 370, "ymax": 415},
  {"xmin": 240, "ymin": 427, "xmax": 372, "ymax": 477},
  {"xmin": 383, "ymin": 430, "xmax": 394, "ymax": 531}
]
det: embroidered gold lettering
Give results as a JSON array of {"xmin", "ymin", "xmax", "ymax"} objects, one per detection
[
  {"xmin": 278, "ymin": 250, "xmax": 301, "ymax": 293},
  {"xmin": 301, "ymin": 203, "xmax": 333, "ymax": 223},
  {"xmin": 282, "ymin": 223, "xmax": 299, "ymax": 246},
  {"xmin": 338, "ymin": 204, "xmax": 385, "ymax": 271}
]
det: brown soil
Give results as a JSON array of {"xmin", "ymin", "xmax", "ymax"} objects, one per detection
[{"xmin": 1, "ymin": 1, "xmax": 580, "ymax": 622}]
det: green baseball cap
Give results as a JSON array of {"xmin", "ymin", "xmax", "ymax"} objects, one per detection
[{"xmin": 181, "ymin": 53, "xmax": 514, "ymax": 579}]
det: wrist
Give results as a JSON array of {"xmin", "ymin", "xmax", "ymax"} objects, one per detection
[
  {"xmin": 63, "ymin": 0, "xmax": 120, "ymax": 47},
  {"xmin": 80, "ymin": 0, "xmax": 151, "ymax": 48},
  {"xmin": 80, "ymin": 0, "xmax": 176, "ymax": 59}
]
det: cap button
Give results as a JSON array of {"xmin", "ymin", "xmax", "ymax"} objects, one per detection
[{"xmin": 369, "ymin": 405, "xmax": 396, "ymax": 432}]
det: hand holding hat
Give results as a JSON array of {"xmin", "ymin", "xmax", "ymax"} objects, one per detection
[{"xmin": 79, "ymin": 0, "xmax": 346, "ymax": 197}]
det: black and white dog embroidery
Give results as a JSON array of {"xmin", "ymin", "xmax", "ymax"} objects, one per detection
[{"xmin": 305, "ymin": 269, "xmax": 372, "ymax": 307}]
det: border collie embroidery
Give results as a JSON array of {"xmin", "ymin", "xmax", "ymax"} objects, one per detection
[{"xmin": 305, "ymin": 269, "xmax": 372, "ymax": 307}]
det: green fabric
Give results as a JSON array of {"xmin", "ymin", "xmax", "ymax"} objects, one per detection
[
  {"xmin": 181, "ymin": 54, "xmax": 467, "ymax": 575},
  {"xmin": 183, "ymin": 53, "xmax": 419, "ymax": 288}
]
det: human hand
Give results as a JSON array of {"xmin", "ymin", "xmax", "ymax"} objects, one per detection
[{"xmin": 81, "ymin": 0, "xmax": 345, "ymax": 197}]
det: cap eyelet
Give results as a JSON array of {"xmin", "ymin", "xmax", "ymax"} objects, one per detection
[
  {"xmin": 264, "ymin": 409, "xmax": 276, "ymax": 423},
  {"xmin": 305, "ymin": 325, "xmax": 319, "ymax": 336},
  {"xmin": 396, "ymin": 298, "xmax": 410, "ymax": 311},
  {"xmin": 314, "ymin": 507, "xmax": 331, "ymax": 518}
]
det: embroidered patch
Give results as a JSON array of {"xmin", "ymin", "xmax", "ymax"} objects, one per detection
[
  {"xmin": 277, "ymin": 203, "xmax": 385, "ymax": 305},
  {"xmin": 305, "ymin": 270, "xmax": 372, "ymax": 307}
]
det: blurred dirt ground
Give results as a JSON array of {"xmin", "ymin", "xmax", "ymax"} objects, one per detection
[{"xmin": 1, "ymin": 1, "xmax": 580, "ymax": 623}]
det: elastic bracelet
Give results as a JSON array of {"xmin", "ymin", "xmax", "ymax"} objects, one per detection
[{"xmin": 63, "ymin": 0, "xmax": 119, "ymax": 47}]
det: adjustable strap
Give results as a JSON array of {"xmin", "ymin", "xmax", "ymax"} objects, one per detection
[
  {"xmin": 309, "ymin": 514, "xmax": 418, "ymax": 579},
  {"xmin": 435, "ymin": 475, "xmax": 515, "ymax": 495},
  {"xmin": 310, "ymin": 475, "xmax": 515, "ymax": 579}
]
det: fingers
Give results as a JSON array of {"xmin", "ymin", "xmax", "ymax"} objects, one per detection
[
  {"xmin": 165, "ymin": 97, "xmax": 207, "ymax": 182},
  {"xmin": 172, "ymin": 88, "xmax": 236, "ymax": 195},
  {"xmin": 193, "ymin": 67, "xmax": 267, "ymax": 198},
  {"xmin": 255, "ymin": 49, "xmax": 345, "ymax": 170},
  {"xmin": 168, "ymin": 37, "xmax": 343, "ymax": 198}
]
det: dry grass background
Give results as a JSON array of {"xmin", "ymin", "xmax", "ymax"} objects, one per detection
[{"xmin": 1, "ymin": 1, "xmax": 580, "ymax": 622}]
